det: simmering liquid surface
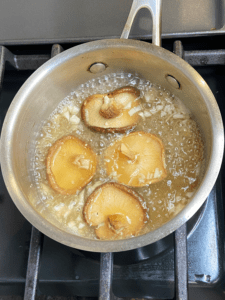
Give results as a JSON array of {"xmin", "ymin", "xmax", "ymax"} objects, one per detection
[{"xmin": 32, "ymin": 73, "xmax": 204, "ymax": 239}]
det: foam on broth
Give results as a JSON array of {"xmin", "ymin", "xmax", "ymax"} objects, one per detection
[{"xmin": 32, "ymin": 73, "xmax": 204, "ymax": 239}]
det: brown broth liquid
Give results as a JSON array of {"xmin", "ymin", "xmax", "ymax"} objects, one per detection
[{"xmin": 32, "ymin": 73, "xmax": 204, "ymax": 239}]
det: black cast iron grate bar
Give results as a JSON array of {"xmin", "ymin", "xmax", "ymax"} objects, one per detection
[
  {"xmin": 175, "ymin": 224, "xmax": 188, "ymax": 300},
  {"xmin": 2, "ymin": 44, "xmax": 225, "ymax": 75},
  {"xmin": 0, "ymin": 47, "xmax": 4, "ymax": 93},
  {"xmin": 23, "ymin": 43, "xmax": 63, "ymax": 300},
  {"xmin": 184, "ymin": 50, "xmax": 225, "ymax": 66},
  {"xmin": 99, "ymin": 252, "xmax": 114, "ymax": 300},
  {"xmin": 51, "ymin": 44, "xmax": 64, "ymax": 58},
  {"xmin": 0, "ymin": 46, "xmax": 16, "ymax": 92},
  {"xmin": 23, "ymin": 227, "xmax": 43, "ymax": 300},
  {"xmin": 14, "ymin": 54, "xmax": 50, "ymax": 70},
  {"xmin": 173, "ymin": 40, "xmax": 188, "ymax": 300},
  {"xmin": 99, "ymin": 253, "xmax": 151, "ymax": 300},
  {"xmin": 99, "ymin": 226, "xmax": 188, "ymax": 300},
  {"xmin": 2, "ymin": 46, "xmax": 225, "ymax": 73}
]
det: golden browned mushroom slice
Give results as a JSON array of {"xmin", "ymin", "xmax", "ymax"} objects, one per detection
[
  {"xmin": 81, "ymin": 86, "xmax": 142, "ymax": 133},
  {"xmin": 104, "ymin": 131, "xmax": 167, "ymax": 187},
  {"xmin": 83, "ymin": 182, "xmax": 147, "ymax": 240},
  {"xmin": 46, "ymin": 135, "xmax": 97, "ymax": 195}
]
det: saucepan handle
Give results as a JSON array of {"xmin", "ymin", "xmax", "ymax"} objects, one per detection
[{"xmin": 121, "ymin": 0, "xmax": 162, "ymax": 47}]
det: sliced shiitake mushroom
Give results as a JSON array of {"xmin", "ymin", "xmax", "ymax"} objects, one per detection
[
  {"xmin": 83, "ymin": 182, "xmax": 147, "ymax": 240},
  {"xmin": 104, "ymin": 131, "xmax": 167, "ymax": 187},
  {"xmin": 46, "ymin": 135, "xmax": 97, "ymax": 195},
  {"xmin": 81, "ymin": 86, "xmax": 142, "ymax": 133}
]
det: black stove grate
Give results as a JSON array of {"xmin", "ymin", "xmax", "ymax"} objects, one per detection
[{"xmin": 0, "ymin": 40, "xmax": 224, "ymax": 300}]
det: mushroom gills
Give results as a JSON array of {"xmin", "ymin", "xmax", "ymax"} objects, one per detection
[
  {"xmin": 83, "ymin": 182, "xmax": 147, "ymax": 240},
  {"xmin": 46, "ymin": 135, "xmax": 97, "ymax": 195},
  {"xmin": 104, "ymin": 131, "xmax": 167, "ymax": 187}
]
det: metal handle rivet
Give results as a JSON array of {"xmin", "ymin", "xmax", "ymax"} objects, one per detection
[
  {"xmin": 89, "ymin": 62, "xmax": 107, "ymax": 74},
  {"xmin": 166, "ymin": 75, "xmax": 180, "ymax": 89}
]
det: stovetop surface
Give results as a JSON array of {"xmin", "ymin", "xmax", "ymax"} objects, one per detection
[
  {"xmin": 0, "ymin": 36, "xmax": 225, "ymax": 299},
  {"xmin": 0, "ymin": 0, "xmax": 224, "ymax": 45}
]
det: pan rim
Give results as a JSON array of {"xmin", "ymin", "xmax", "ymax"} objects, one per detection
[{"xmin": 0, "ymin": 38, "xmax": 224, "ymax": 252}]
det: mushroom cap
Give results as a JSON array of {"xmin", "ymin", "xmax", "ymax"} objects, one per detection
[
  {"xmin": 104, "ymin": 131, "xmax": 167, "ymax": 187},
  {"xmin": 83, "ymin": 182, "xmax": 147, "ymax": 240},
  {"xmin": 81, "ymin": 86, "xmax": 141, "ymax": 133},
  {"xmin": 46, "ymin": 135, "xmax": 97, "ymax": 195}
]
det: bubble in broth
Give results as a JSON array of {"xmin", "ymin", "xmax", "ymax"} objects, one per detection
[{"xmin": 32, "ymin": 73, "xmax": 204, "ymax": 239}]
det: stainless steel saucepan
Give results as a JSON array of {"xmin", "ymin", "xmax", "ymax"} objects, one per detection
[{"xmin": 0, "ymin": 0, "xmax": 224, "ymax": 252}]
